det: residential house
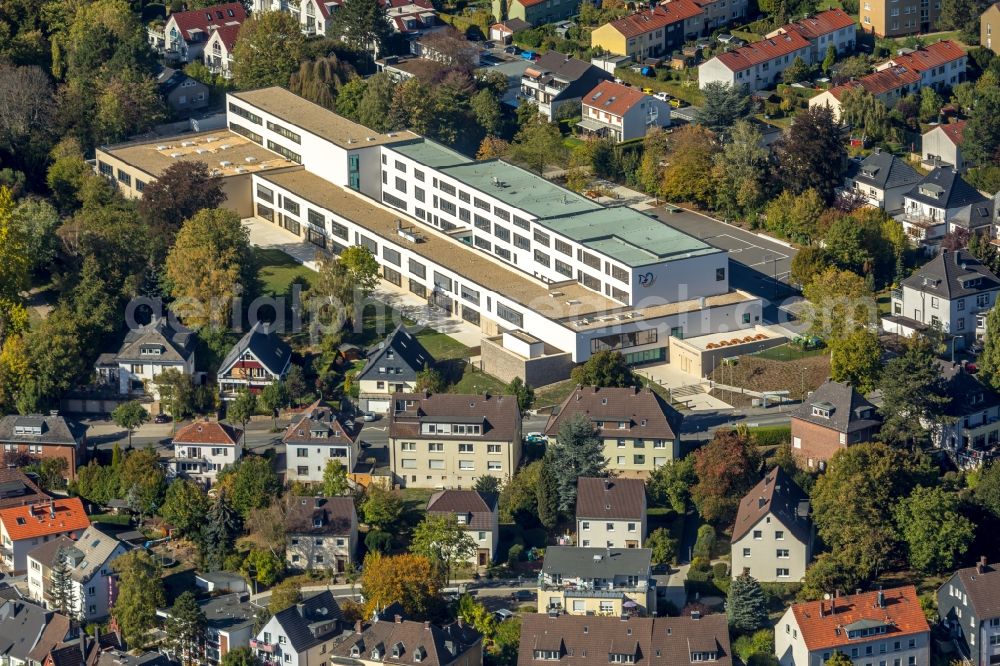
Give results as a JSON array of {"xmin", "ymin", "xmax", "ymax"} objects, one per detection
[
  {"xmin": 938, "ymin": 557, "xmax": 1000, "ymax": 666},
  {"xmin": 930, "ymin": 360, "xmax": 1000, "ymax": 467},
  {"xmin": 0, "ymin": 600, "xmax": 73, "ymax": 666},
  {"xmin": 45, "ymin": 632, "xmax": 124, "ymax": 666},
  {"xmin": 730, "ymin": 466, "xmax": 812, "ymax": 582},
  {"xmin": 922, "ymin": 121, "xmax": 968, "ymax": 171},
  {"xmin": 217, "ymin": 321, "xmax": 293, "ymax": 400},
  {"xmin": 692, "ymin": 0, "xmax": 749, "ymax": 34},
  {"xmin": 765, "ymin": 9, "xmax": 857, "ymax": 60},
  {"xmin": 94, "ymin": 316, "xmax": 196, "ymax": 400},
  {"xmin": 426, "ymin": 490, "xmax": 499, "ymax": 568},
  {"xmin": 203, "ymin": 24, "xmax": 241, "ymax": 79},
  {"xmin": 156, "ymin": 2, "xmax": 246, "ymax": 63},
  {"xmin": 0, "ymin": 498, "xmax": 91, "ymax": 573},
  {"xmin": 875, "ymin": 40, "xmax": 967, "ymax": 91},
  {"xmin": 329, "ymin": 611, "xmax": 483, "ymax": 666},
  {"xmin": 885, "ymin": 250, "xmax": 1000, "ymax": 343},
  {"xmin": 896, "ymin": 168, "xmax": 995, "ymax": 243},
  {"xmin": 285, "ymin": 496, "xmax": 358, "ymax": 573},
  {"xmin": 860, "ymin": 0, "xmax": 938, "ymax": 36},
  {"xmin": 489, "ymin": 18, "xmax": 531, "ymax": 43},
  {"xmin": 356, "ymin": 325, "xmax": 434, "ymax": 414},
  {"xmin": 544, "ymin": 386, "xmax": 681, "ymax": 478},
  {"xmin": 538, "ymin": 547, "xmax": 654, "ymax": 617},
  {"xmin": 388, "ymin": 392, "xmax": 522, "ymax": 489},
  {"xmin": 590, "ymin": 1, "xmax": 705, "ymax": 60},
  {"xmin": 699, "ymin": 31, "xmax": 814, "ymax": 92},
  {"xmin": 809, "ymin": 65, "xmax": 921, "ymax": 120},
  {"xmin": 157, "ymin": 593, "xmax": 256, "ymax": 665},
  {"xmin": 283, "ymin": 400, "xmax": 360, "ymax": 485},
  {"xmin": 250, "ymin": 590, "xmax": 343, "ymax": 666},
  {"xmin": 156, "ymin": 66, "xmax": 209, "ymax": 115},
  {"xmin": 575, "ymin": 477, "xmax": 647, "ymax": 549},
  {"xmin": 0, "ymin": 414, "xmax": 86, "ymax": 483},
  {"xmin": 96, "ymin": 650, "xmax": 172, "ymax": 666},
  {"xmin": 984, "ymin": 3, "xmax": 1000, "ymax": 54},
  {"xmin": 0, "ymin": 469, "xmax": 48, "ymax": 510},
  {"xmin": 577, "ymin": 81, "xmax": 671, "ymax": 142},
  {"xmin": 789, "ymin": 379, "xmax": 881, "ymax": 469},
  {"xmin": 520, "ymin": 51, "xmax": 614, "ymax": 121},
  {"xmin": 492, "ymin": 0, "xmax": 580, "ymax": 27},
  {"xmin": 843, "ymin": 149, "xmax": 922, "ymax": 212},
  {"xmin": 775, "ymin": 587, "xmax": 930, "ymax": 666},
  {"xmin": 26, "ymin": 525, "xmax": 129, "ymax": 622},
  {"xmin": 517, "ymin": 613, "xmax": 733, "ymax": 666},
  {"xmin": 170, "ymin": 420, "xmax": 244, "ymax": 485}
]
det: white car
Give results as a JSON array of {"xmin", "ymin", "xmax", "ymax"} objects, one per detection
[{"xmin": 654, "ymin": 91, "xmax": 670, "ymax": 102}]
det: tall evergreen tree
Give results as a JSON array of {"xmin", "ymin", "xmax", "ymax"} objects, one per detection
[
  {"xmin": 877, "ymin": 344, "xmax": 951, "ymax": 447},
  {"xmin": 536, "ymin": 454, "xmax": 560, "ymax": 529},
  {"xmin": 727, "ymin": 571, "xmax": 768, "ymax": 634},
  {"xmin": 330, "ymin": 0, "xmax": 392, "ymax": 55},
  {"xmin": 50, "ymin": 547, "xmax": 75, "ymax": 616},
  {"xmin": 166, "ymin": 591, "xmax": 208, "ymax": 666},
  {"xmin": 774, "ymin": 105, "xmax": 847, "ymax": 203},
  {"xmin": 202, "ymin": 492, "xmax": 241, "ymax": 571},
  {"xmin": 549, "ymin": 413, "xmax": 607, "ymax": 513}
]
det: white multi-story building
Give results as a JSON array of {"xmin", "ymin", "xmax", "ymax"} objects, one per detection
[
  {"xmin": 283, "ymin": 401, "xmax": 360, "ymax": 485},
  {"xmin": 170, "ymin": 420, "xmax": 245, "ymax": 485},
  {"xmin": 938, "ymin": 559, "xmax": 1000, "ymax": 666},
  {"xmin": 94, "ymin": 316, "xmax": 196, "ymax": 400},
  {"xmin": 285, "ymin": 496, "xmax": 358, "ymax": 573},
  {"xmin": 426, "ymin": 490, "xmax": 499, "ymax": 568},
  {"xmin": 575, "ymin": 477, "xmax": 647, "ymax": 548}
]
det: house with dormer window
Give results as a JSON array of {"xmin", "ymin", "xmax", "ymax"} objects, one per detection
[
  {"xmin": 155, "ymin": 2, "xmax": 246, "ymax": 63},
  {"xmin": 203, "ymin": 23, "xmax": 240, "ymax": 79},
  {"xmin": 217, "ymin": 321, "xmax": 293, "ymax": 400},
  {"xmin": 938, "ymin": 557, "xmax": 1000, "ymax": 666},
  {"xmin": 578, "ymin": 81, "xmax": 671, "ymax": 143},
  {"xmin": 283, "ymin": 400, "xmax": 361, "ymax": 484},
  {"xmin": 95, "ymin": 316, "xmax": 196, "ymax": 400},
  {"xmin": 897, "ymin": 167, "xmax": 995, "ymax": 242},
  {"xmin": 426, "ymin": 490, "xmax": 499, "ymax": 567},
  {"xmin": 330, "ymin": 610, "xmax": 482, "ymax": 666},
  {"xmin": 0, "ymin": 414, "xmax": 86, "ymax": 483},
  {"xmin": 538, "ymin": 547, "xmax": 654, "ymax": 617},
  {"xmin": 357, "ymin": 325, "xmax": 435, "ymax": 413},
  {"xmin": 170, "ymin": 420, "xmax": 244, "ymax": 485},
  {"xmin": 575, "ymin": 477, "xmax": 647, "ymax": 549},
  {"xmin": 789, "ymin": 380, "xmax": 881, "ymax": 469},
  {"xmin": 883, "ymin": 249, "xmax": 1000, "ymax": 346},
  {"xmin": 251, "ymin": 590, "xmax": 344, "ymax": 666},
  {"xmin": 843, "ymin": 149, "xmax": 922, "ymax": 212},
  {"xmin": 284, "ymin": 496, "xmax": 357, "ymax": 573},
  {"xmin": 928, "ymin": 360, "xmax": 1000, "ymax": 468}
]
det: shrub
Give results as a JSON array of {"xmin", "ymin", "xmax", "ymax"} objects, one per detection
[
  {"xmin": 749, "ymin": 425, "xmax": 792, "ymax": 447},
  {"xmin": 693, "ymin": 525, "xmax": 716, "ymax": 560},
  {"xmin": 507, "ymin": 544, "xmax": 525, "ymax": 566}
]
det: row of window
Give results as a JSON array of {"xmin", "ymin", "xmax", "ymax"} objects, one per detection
[
  {"xmin": 740, "ymin": 547, "xmax": 790, "ymax": 558},
  {"xmin": 400, "ymin": 459, "xmax": 504, "ymax": 471},
  {"xmin": 580, "ymin": 521, "xmax": 638, "ymax": 532},
  {"xmin": 400, "ymin": 442, "xmax": 503, "ymax": 453}
]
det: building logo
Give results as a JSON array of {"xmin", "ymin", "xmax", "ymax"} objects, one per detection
[{"xmin": 638, "ymin": 272, "xmax": 657, "ymax": 287}]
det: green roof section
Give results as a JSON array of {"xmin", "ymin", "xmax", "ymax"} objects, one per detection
[{"xmin": 391, "ymin": 140, "xmax": 471, "ymax": 169}]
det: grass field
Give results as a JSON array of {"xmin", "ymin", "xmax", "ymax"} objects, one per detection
[
  {"xmin": 255, "ymin": 248, "xmax": 315, "ymax": 297},
  {"xmin": 755, "ymin": 343, "xmax": 829, "ymax": 362}
]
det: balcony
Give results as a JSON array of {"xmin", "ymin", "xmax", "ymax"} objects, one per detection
[{"xmin": 250, "ymin": 640, "xmax": 274, "ymax": 654}]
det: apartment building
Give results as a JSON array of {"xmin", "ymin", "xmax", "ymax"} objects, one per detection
[
  {"xmin": 330, "ymin": 612, "xmax": 483, "ymax": 666},
  {"xmin": 251, "ymin": 590, "xmax": 343, "ymax": 666},
  {"xmin": 0, "ymin": 499, "xmax": 91, "ymax": 573},
  {"xmin": 984, "ymin": 3, "xmax": 1000, "ymax": 54},
  {"xmin": 692, "ymin": 0, "xmax": 749, "ymax": 33},
  {"xmin": 730, "ymin": 467, "xmax": 812, "ymax": 582},
  {"xmin": 519, "ymin": 52, "xmax": 613, "ymax": 121},
  {"xmin": 203, "ymin": 24, "xmax": 240, "ymax": 78},
  {"xmin": 253, "ymin": 0, "xmax": 437, "ymax": 40},
  {"xmin": 539, "ymin": 547, "xmax": 654, "ymax": 616},
  {"xmin": 931, "ymin": 360, "xmax": 1000, "ymax": 468},
  {"xmin": 843, "ymin": 149, "xmax": 922, "ymax": 212},
  {"xmin": 875, "ymin": 40, "xmax": 966, "ymax": 90},
  {"xmin": 545, "ymin": 386, "xmax": 680, "ymax": 477},
  {"xmin": 809, "ymin": 65, "xmax": 921, "ymax": 120},
  {"xmin": 590, "ymin": 0, "xmax": 704, "ymax": 60},
  {"xmin": 426, "ymin": 490, "xmax": 499, "ymax": 567},
  {"xmin": 217, "ymin": 321, "xmax": 293, "ymax": 400},
  {"xmin": 492, "ymin": 0, "xmax": 580, "ymax": 26},
  {"xmin": 283, "ymin": 400, "xmax": 360, "ymax": 484},
  {"xmin": 578, "ymin": 81, "xmax": 671, "ymax": 142},
  {"xmin": 765, "ymin": 9, "xmax": 857, "ymax": 60},
  {"xmin": 860, "ymin": 0, "xmax": 938, "ymax": 36},
  {"xmin": 356, "ymin": 325, "xmax": 434, "ymax": 413},
  {"xmin": 789, "ymin": 380, "xmax": 881, "ymax": 469},
  {"xmin": 170, "ymin": 420, "xmax": 244, "ymax": 485},
  {"xmin": 99, "ymin": 86, "xmax": 763, "ymax": 367},
  {"xmin": 154, "ymin": 2, "xmax": 246, "ymax": 63},
  {"xmin": 285, "ymin": 496, "xmax": 358, "ymax": 573},
  {"xmin": 938, "ymin": 558, "xmax": 1000, "ymax": 666},
  {"xmin": 896, "ymin": 168, "xmax": 995, "ymax": 243},
  {"xmin": 157, "ymin": 593, "xmax": 256, "ymax": 664},
  {"xmin": 922, "ymin": 121, "xmax": 968, "ymax": 171},
  {"xmin": 26, "ymin": 526, "xmax": 129, "ymax": 622},
  {"xmin": 518, "ymin": 613, "xmax": 732, "ymax": 666},
  {"xmin": 0, "ymin": 414, "xmax": 86, "ymax": 484},
  {"xmin": 699, "ymin": 31, "xmax": 814, "ymax": 91},
  {"xmin": 776, "ymin": 587, "xmax": 931, "ymax": 666},
  {"xmin": 575, "ymin": 477, "xmax": 647, "ymax": 548},
  {"xmin": 388, "ymin": 392, "xmax": 522, "ymax": 488}
]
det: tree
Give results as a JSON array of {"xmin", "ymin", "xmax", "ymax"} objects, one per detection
[
  {"xmin": 241, "ymin": 548, "xmax": 284, "ymax": 588},
  {"xmin": 938, "ymin": 0, "xmax": 991, "ymax": 41},
  {"xmin": 221, "ymin": 456, "xmax": 279, "ymax": 517},
  {"xmin": 415, "ymin": 365, "xmax": 446, "ymax": 392},
  {"xmin": 112, "ymin": 402, "xmax": 148, "ymax": 449},
  {"xmin": 661, "ymin": 125, "xmax": 719, "ymax": 207},
  {"xmin": 474, "ymin": 475, "xmax": 501, "ymax": 495},
  {"xmin": 774, "ymin": 105, "xmax": 846, "ymax": 203},
  {"xmin": 228, "ymin": 389, "xmax": 256, "ymax": 432},
  {"xmin": 802, "ymin": 551, "xmax": 863, "ymax": 600},
  {"xmin": 360, "ymin": 552, "xmax": 441, "ymax": 618},
  {"xmin": 50, "ymin": 548, "xmax": 75, "ymax": 616},
  {"xmin": 202, "ymin": 492, "xmax": 241, "ymax": 571},
  {"xmin": 802, "ymin": 267, "xmax": 876, "ymax": 342},
  {"xmin": 647, "ymin": 457, "xmax": 696, "ymax": 513},
  {"xmin": 330, "ymin": 0, "xmax": 392, "ymax": 53},
  {"xmin": 323, "ymin": 459, "xmax": 350, "ymax": 497},
  {"xmin": 268, "ymin": 579, "xmax": 303, "ymax": 614},
  {"xmin": 536, "ymin": 454, "xmax": 560, "ymax": 529},
  {"xmin": 764, "ymin": 189, "xmax": 825, "ymax": 245},
  {"xmin": 570, "ymin": 350, "xmax": 638, "ymax": 387},
  {"xmin": 160, "ymin": 478, "xmax": 209, "ymax": 537},
  {"xmin": 165, "ymin": 208, "xmax": 256, "ymax": 329},
  {"xmin": 73, "ymin": 460, "xmax": 118, "ymax": 506},
  {"xmin": 11, "ymin": 199, "xmax": 60, "ymax": 278},
  {"xmin": 549, "ymin": 413, "xmax": 607, "ymax": 513},
  {"xmin": 877, "ymin": 345, "xmax": 951, "ymax": 447},
  {"xmin": 646, "ymin": 527, "xmax": 678, "ymax": 566},
  {"xmin": 477, "ymin": 136, "xmax": 511, "ymax": 160},
  {"xmin": 361, "ymin": 485, "xmax": 404, "ymax": 530},
  {"xmin": 505, "ymin": 377, "xmax": 534, "ymax": 413},
  {"xmin": 980, "ymin": 303, "xmax": 1000, "ymax": 393},
  {"xmin": 691, "ymin": 429, "xmax": 760, "ymax": 524},
  {"xmin": 712, "ymin": 120, "xmax": 770, "ymax": 222},
  {"xmin": 727, "ymin": 571, "xmax": 768, "ymax": 633},
  {"xmin": 232, "ymin": 11, "xmax": 305, "ymax": 89},
  {"xmin": 155, "ymin": 368, "xmax": 197, "ymax": 420},
  {"xmin": 499, "ymin": 460, "xmax": 542, "ymax": 523},
  {"xmin": 113, "ymin": 550, "xmax": 166, "ymax": 649},
  {"xmin": 409, "ymin": 514, "xmax": 477, "ymax": 584},
  {"xmin": 258, "ymin": 381, "xmax": 289, "ymax": 431},
  {"xmin": 790, "ymin": 246, "xmax": 832, "ymax": 288},
  {"xmin": 694, "ymin": 82, "xmax": 750, "ymax": 135},
  {"xmin": 138, "ymin": 161, "xmax": 224, "ymax": 259},
  {"xmin": 307, "ymin": 248, "xmax": 379, "ymax": 334},
  {"xmin": 510, "ymin": 122, "xmax": 567, "ymax": 174},
  {"xmin": 964, "ymin": 88, "xmax": 1000, "ymax": 166},
  {"xmin": 94, "ymin": 70, "xmax": 166, "ymax": 144},
  {"xmin": 829, "ymin": 328, "xmax": 882, "ymax": 393},
  {"xmin": 288, "ymin": 56, "xmax": 356, "ymax": 111},
  {"xmin": 976, "ymin": 461, "xmax": 1000, "ymax": 518},
  {"xmin": 821, "ymin": 44, "xmax": 837, "ymax": 74},
  {"xmin": 366, "ymin": 530, "xmax": 392, "ymax": 553},
  {"xmin": 825, "ymin": 653, "xmax": 853, "ymax": 666},
  {"xmin": 893, "ymin": 485, "xmax": 975, "ymax": 574},
  {"xmin": 220, "ymin": 647, "xmax": 260, "ymax": 666},
  {"xmin": 284, "ymin": 365, "xmax": 309, "ymax": 405},
  {"xmin": 838, "ymin": 87, "xmax": 891, "ymax": 143},
  {"xmin": 119, "ymin": 448, "xmax": 168, "ymax": 519},
  {"xmin": 781, "ymin": 56, "xmax": 812, "ymax": 84},
  {"xmin": 165, "ymin": 591, "xmax": 207, "ymax": 666}
]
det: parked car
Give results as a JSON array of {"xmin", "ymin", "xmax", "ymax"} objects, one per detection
[
  {"xmin": 153, "ymin": 413, "xmax": 171, "ymax": 424},
  {"xmin": 360, "ymin": 412, "xmax": 378, "ymax": 422},
  {"xmin": 524, "ymin": 432, "xmax": 546, "ymax": 444},
  {"xmin": 494, "ymin": 609, "xmax": 516, "ymax": 622},
  {"xmin": 654, "ymin": 91, "xmax": 670, "ymax": 101},
  {"xmin": 511, "ymin": 590, "xmax": 534, "ymax": 602},
  {"xmin": 669, "ymin": 98, "xmax": 688, "ymax": 108}
]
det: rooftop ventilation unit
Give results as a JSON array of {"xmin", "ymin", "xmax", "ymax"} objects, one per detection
[
  {"xmin": 219, "ymin": 160, "xmax": 232, "ymax": 167},
  {"xmin": 156, "ymin": 145, "xmax": 169, "ymax": 151},
  {"xmin": 169, "ymin": 152, "xmax": 182, "ymax": 158},
  {"xmin": 219, "ymin": 144, "xmax": 231, "ymax": 150},
  {"xmin": 245, "ymin": 156, "xmax": 258, "ymax": 163},
  {"xmin": 181, "ymin": 141, "xmax": 195, "ymax": 147},
  {"xmin": 204, "ymin": 136, "xmax": 218, "ymax": 142}
]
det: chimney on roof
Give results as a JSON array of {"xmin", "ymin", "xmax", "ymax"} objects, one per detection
[
  {"xmin": 877, "ymin": 590, "xmax": 885, "ymax": 609},
  {"xmin": 691, "ymin": 610, "xmax": 701, "ymax": 620},
  {"xmin": 604, "ymin": 479, "xmax": 612, "ymax": 491},
  {"xmin": 296, "ymin": 603, "xmax": 306, "ymax": 618},
  {"xmin": 457, "ymin": 616, "xmax": 464, "ymax": 628},
  {"xmin": 356, "ymin": 620, "xmax": 363, "ymax": 633},
  {"xmin": 395, "ymin": 614, "xmax": 403, "ymax": 623},
  {"xmin": 977, "ymin": 556, "xmax": 988, "ymax": 574},
  {"xmin": 424, "ymin": 620, "xmax": 431, "ymax": 630}
]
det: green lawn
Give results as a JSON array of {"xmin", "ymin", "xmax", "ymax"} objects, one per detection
[
  {"xmin": 534, "ymin": 379, "xmax": 578, "ymax": 408},
  {"xmin": 614, "ymin": 68, "xmax": 706, "ymax": 106},
  {"xmin": 755, "ymin": 344, "xmax": 829, "ymax": 362},
  {"xmin": 450, "ymin": 363, "xmax": 508, "ymax": 395},
  {"xmin": 415, "ymin": 329, "xmax": 473, "ymax": 361},
  {"xmin": 255, "ymin": 248, "xmax": 315, "ymax": 297}
]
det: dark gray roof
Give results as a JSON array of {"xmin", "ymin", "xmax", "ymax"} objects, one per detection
[
  {"xmin": 0, "ymin": 414, "xmax": 84, "ymax": 447},
  {"xmin": 197, "ymin": 593, "xmax": 256, "ymax": 633},
  {"xmin": 936, "ymin": 360, "xmax": 1000, "ymax": 419},
  {"xmin": 847, "ymin": 151, "xmax": 921, "ymax": 190},
  {"xmin": 331, "ymin": 615, "xmax": 482, "ymax": 666},
  {"xmin": 542, "ymin": 547, "xmax": 651, "ymax": 579},
  {"xmin": 904, "ymin": 167, "xmax": 992, "ymax": 213},
  {"xmin": 112, "ymin": 317, "xmax": 194, "ymax": 365},
  {"xmin": 528, "ymin": 52, "xmax": 613, "ymax": 103},
  {"xmin": 948, "ymin": 561, "xmax": 1000, "ymax": 620},
  {"xmin": 271, "ymin": 590, "xmax": 343, "ymax": 653},
  {"xmin": 732, "ymin": 466, "xmax": 811, "ymax": 544},
  {"xmin": 156, "ymin": 66, "xmax": 187, "ymax": 95},
  {"xmin": 0, "ymin": 600, "xmax": 57, "ymax": 661},
  {"xmin": 575, "ymin": 477, "xmax": 646, "ymax": 521},
  {"xmin": 218, "ymin": 321, "xmax": 292, "ymax": 377},
  {"xmin": 901, "ymin": 249, "xmax": 1000, "ymax": 299},
  {"xmin": 790, "ymin": 380, "xmax": 881, "ymax": 434},
  {"xmin": 358, "ymin": 325, "xmax": 434, "ymax": 384},
  {"xmin": 534, "ymin": 51, "xmax": 595, "ymax": 83},
  {"xmin": 0, "ymin": 469, "xmax": 49, "ymax": 508}
]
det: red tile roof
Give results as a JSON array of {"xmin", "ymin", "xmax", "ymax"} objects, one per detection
[
  {"xmin": 826, "ymin": 65, "xmax": 920, "ymax": 100},
  {"xmin": 168, "ymin": 2, "xmax": 246, "ymax": 43},
  {"xmin": 716, "ymin": 31, "xmax": 812, "ymax": 71},
  {"xmin": 777, "ymin": 8, "xmax": 855, "ymax": 40},
  {"xmin": 791, "ymin": 587, "xmax": 930, "ymax": 652},
  {"xmin": 938, "ymin": 119, "xmax": 967, "ymax": 145},
  {"xmin": 209, "ymin": 23, "xmax": 241, "ymax": 51},
  {"xmin": 583, "ymin": 80, "xmax": 649, "ymax": 117},
  {"xmin": 173, "ymin": 420, "xmax": 243, "ymax": 446},
  {"xmin": 889, "ymin": 40, "xmax": 966, "ymax": 72},
  {"xmin": 0, "ymin": 498, "xmax": 90, "ymax": 541},
  {"xmin": 606, "ymin": 0, "xmax": 704, "ymax": 38}
]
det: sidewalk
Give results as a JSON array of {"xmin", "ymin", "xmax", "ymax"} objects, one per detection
[{"xmin": 634, "ymin": 364, "xmax": 733, "ymax": 411}]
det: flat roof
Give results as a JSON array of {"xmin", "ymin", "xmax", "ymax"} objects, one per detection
[
  {"xmin": 391, "ymin": 139, "xmax": 470, "ymax": 169},
  {"xmin": 99, "ymin": 130, "xmax": 295, "ymax": 178},
  {"xmin": 673, "ymin": 326, "xmax": 783, "ymax": 352},
  {"xmin": 230, "ymin": 87, "xmax": 419, "ymax": 149}
]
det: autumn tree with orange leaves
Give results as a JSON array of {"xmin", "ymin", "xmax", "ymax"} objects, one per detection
[
  {"xmin": 691, "ymin": 429, "xmax": 762, "ymax": 524},
  {"xmin": 360, "ymin": 552, "xmax": 442, "ymax": 619}
]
